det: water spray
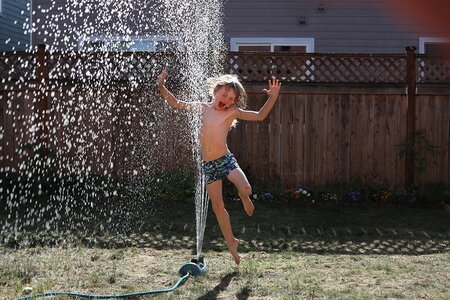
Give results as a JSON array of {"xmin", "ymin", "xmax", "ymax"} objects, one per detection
[{"xmin": 4, "ymin": 0, "xmax": 223, "ymax": 297}]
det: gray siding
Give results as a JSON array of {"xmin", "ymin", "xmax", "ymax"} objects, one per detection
[
  {"xmin": 223, "ymin": 0, "xmax": 437, "ymax": 54},
  {"xmin": 0, "ymin": 0, "xmax": 30, "ymax": 51},
  {"xmin": 32, "ymin": 0, "xmax": 169, "ymax": 51},
  {"xmin": 29, "ymin": 0, "xmax": 441, "ymax": 53}
]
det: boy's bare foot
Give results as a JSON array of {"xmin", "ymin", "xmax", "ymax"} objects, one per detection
[
  {"xmin": 228, "ymin": 238, "xmax": 241, "ymax": 265},
  {"xmin": 242, "ymin": 197, "xmax": 254, "ymax": 216}
]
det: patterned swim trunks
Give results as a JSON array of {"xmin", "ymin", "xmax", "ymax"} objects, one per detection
[{"xmin": 202, "ymin": 152, "xmax": 240, "ymax": 184}]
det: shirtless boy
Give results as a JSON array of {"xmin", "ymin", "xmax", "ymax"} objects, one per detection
[{"xmin": 157, "ymin": 69, "xmax": 281, "ymax": 264}]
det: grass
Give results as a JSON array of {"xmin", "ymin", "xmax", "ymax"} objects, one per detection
[{"xmin": 1, "ymin": 199, "xmax": 449, "ymax": 299}]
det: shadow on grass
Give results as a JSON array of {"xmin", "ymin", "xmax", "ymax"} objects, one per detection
[
  {"xmin": 236, "ymin": 287, "xmax": 252, "ymax": 300},
  {"xmin": 197, "ymin": 271, "xmax": 238, "ymax": 300},
  {"xmin": 1, "ymin": 200, "xmax": 449, "ymax": 256}
]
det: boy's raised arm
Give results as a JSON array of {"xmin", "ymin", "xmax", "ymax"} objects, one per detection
[
  {"xmin": 237, "ymin": 77, "xmax": 281, "ymax": 121},
  {"xmin": 157, "ymin": 69, "xmax": 193, "ymax": 110}
]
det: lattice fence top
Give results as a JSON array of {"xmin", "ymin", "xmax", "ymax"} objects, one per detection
[
  {"xmin": 46, "ymin": 52, "xmax": 171, "ymax": 82},
  {"xmin": 416, "ymin": 55, "xmax": 450, "ymax": 84},
  {"xmin": 0, "ymin": 51, "xmax": 180, "ymax": 90},
  {"xmin": 45, "ymin": 52, "xmax": 180, "ymax": 90},
  {"xmin": 1, "ymin": 51, "xmax": 449, "ymax": 87},
  {"xmin": 227, "ymin": 52, "xmax": 407, "ymax": 84},
  {"xmin": 0, "ymin": 52, "xmax": 38, "ymax": 84}
]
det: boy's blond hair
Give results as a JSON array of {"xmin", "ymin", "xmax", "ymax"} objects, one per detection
[{"xmin": 207, "ymin": 74, "xmax": 247, "ymax": 109}]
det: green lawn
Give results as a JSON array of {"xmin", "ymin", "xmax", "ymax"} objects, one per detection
[{"xmin": 1, "ymin": 200, "xmax": 449, "ymax": 299}]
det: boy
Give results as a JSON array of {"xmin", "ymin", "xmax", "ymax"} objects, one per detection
[{"xmin": 157, "ymin": 70, "xmax": 281, "ymax": 264}]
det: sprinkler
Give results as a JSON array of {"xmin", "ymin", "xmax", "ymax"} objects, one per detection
[{"xmin": 178, "ymin": 255, "xmax": 208, "ymax": 276}]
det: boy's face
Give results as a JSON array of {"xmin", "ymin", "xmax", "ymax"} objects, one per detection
[{"xmin": 213, "ymin": 86, "xmax": 237, "ymax": 111}]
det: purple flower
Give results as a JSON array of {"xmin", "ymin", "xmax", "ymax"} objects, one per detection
[
  {"xmin": 259, "ymin": 192, "xmax": 274, "ymax": 201},
  {"xmin": 348, "ymin": 191, "xmax": 361, "ymax": 202}
]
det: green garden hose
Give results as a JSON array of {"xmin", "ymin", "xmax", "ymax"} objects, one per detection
[{"xmin": 15, "ymin": 272, "xmax": 190, "ymax": 299}]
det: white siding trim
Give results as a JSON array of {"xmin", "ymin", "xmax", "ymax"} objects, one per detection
[
  {"xmin": 230, "ymin": 37, "xmax": 315, "ymax": 52},
  {"xmin": 419, "ymin": 37, "xmax": 450, "ymax": 54}
]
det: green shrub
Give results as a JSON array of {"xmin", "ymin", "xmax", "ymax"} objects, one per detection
[{"xmin": 137, "ymin": 170, "xmax": 196, "ymax": 201}]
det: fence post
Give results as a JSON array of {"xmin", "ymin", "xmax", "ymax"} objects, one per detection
[
  {"xmin": 37, "ymin": 44, "xmax": 48, "ymax": 152},
  {"xmin": 405, "ymin": 46, "xmax": 416, "ymax": 189}
]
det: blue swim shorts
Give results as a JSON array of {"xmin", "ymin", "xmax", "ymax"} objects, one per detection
[{"xmin": 201, "ymin": 152, "xmax": 240, "ymax": 184}]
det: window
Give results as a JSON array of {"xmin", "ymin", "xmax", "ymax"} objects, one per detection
[
  {"xmin": 230, "ymin": 37, "xmax": 314, "ymax": 53},
  {"xmin": 78, "ymin": 35, "xmax": 182, "ymax": 52},
  {"xmin": 419, "ymin": 37, "xmax": 450, "ymax": 54},
  {"xmin": 0, "ymin": 0, "xmax": 3, "ymax": 15},
  {"xmin": 418, "ymin": 37, "xmax": 450, "ymax": 83}
]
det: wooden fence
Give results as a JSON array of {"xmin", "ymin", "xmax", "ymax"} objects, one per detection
[
  {"xmin": 228, "ymin": 92, "xmax": 449, "ymax": 188},
  {"xmin": 227, "ymin": 48, "xmax": 450, "ymax": 188},
  {"xmin": 1, "ymin": 46, "xmax": 449, "ymax": 188}
]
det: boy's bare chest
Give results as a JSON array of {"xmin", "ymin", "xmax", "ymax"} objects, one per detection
[{"xmin": 202, "ymin": 107, "xmax": 234, "ymax": 128}]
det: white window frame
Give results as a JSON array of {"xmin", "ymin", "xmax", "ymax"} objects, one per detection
[
  {"xmin": 0, "ymin": 0, "xmax": 3, "ymax": 15},
  {"xmin": 230, "ymin": 37, "xmax": 315, "ymax": 53},
  {"xmin": 78, "ymin": 35, "xmax": 183, "ymax": 52},
  {"xmin": 419, "ymin": 37, "xmax": 450, "ymax": 54}
]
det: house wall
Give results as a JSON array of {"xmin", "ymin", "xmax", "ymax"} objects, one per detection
[
  {"xmin": 31, "ymin": 0, "xmax": 178, "ymax": 51},
  {"xmin": 28, "ymin": 0, "xmax": 446, "ymax": 53},
  {"xmin": 223, "ymin": 0, "xmax": 439, "ymax": 54},
  {"xmin": 0, "ymin": 0, "xmax": 30, "ymax": 51}
]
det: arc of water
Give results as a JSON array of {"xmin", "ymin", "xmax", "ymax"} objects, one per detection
[{"xmin": 195, "ymin": 168, "xmax": 209, "ymax": 258}]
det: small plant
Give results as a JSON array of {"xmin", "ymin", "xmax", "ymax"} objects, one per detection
[
  {"xmin": 110, "ymin": 249, "xmax": 125, "ymax": 260},
  {"xmin": 281, "ymin": 187, "xmax": 312, "ymax": 202},
  {"xmin": 398, "ymin": 130, "xmax": 440, "ymax": 179},
  {"xmin": 137, "ymin": 170, "xmax": 196, "ymax": 201}
]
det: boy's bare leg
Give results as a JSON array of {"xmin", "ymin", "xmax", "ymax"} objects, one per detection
[
  {"xmin": 207, "ymin": 180, "xmax": 241, "ymax": 265},
  {"xmin": 227, "ymin": 168, "xmax": 254, "ymax": 216}
]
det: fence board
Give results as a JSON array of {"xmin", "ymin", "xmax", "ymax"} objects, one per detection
[
  {"xmin": 373, "ymin": 95, "xmax": 387, "ymax": 184},
  {"xmin": 349, "ymin": 94, "xmax": 363, "ymax": 182},
  {"xmin": 280, "ymin": 95, "xmax": 294, "ymax": 188},
  {"xmin": 416, "ymin": 96, "xmax": 428, "ymax": 183},
  {"xmin": 52, "ymin": 90, "xmax": 64, "ymax": 172},
  {"xmin": 384, "ymin": 96, "xmax": 398, "ymax": 186},
  {"xmin": 304, "ymin": 95, "xmax": 316, "ymax": 186},
  {"xmin": 316, "ymin": 95, "xmax": 328, "ymax": 185},
  {"xmin": 269, "ymin": 97, "xmax": 281, "ymax": 184},
  {"xmin": 235, "ymin": 109, "xmax": 247, "ymax": 172},
  {"xmin": 361, "ymin": 95, "xmax": 375, "ymax": 182},
  {"xmin": 256, "ymin": 94, "xmax": 270, "ymax": 186},
  {"xmin": 12, "ymin": 92, "xmax": 22, "ymax": 170},
  {"xmin": 0, "ymin": 92, "xmax": 4, "ymax": 169},
  {"xmin": 426, "ymin": 96, "xmax": 438, "ymax": 182},
  {"xmin": 113, "ymin": 92, "xmax": 126, "ymax": 178},
  {"xmin": 103, "ymin": 93, "xmax": 113, "ymax": 177},
  {"xmin": 338, "ymin": 95, "xmax": 351, "ymax": 183},
  {"xmin": 438, "ymin": 96, "xmax": 449, "ymax": 185},
  {"xmin": 328, "ymin": 95, "xmax": 339, "ymax": 184},
  {"xmin": 435, "ymin": 96, "xmax": 445, "ymax": 183},
  {"xmin": 0, "ymin": 91, "xmax": 14, "ymax": 170},
  {"xmin": 293, "ymin": 96, "xmax": 305, "ymax": 187},
  {"xmin": 247, "ymin": 101, "xmax": 258, "ymax": 179},
  {"xmin": 397, "ymin": 96, "xmax": 408, "ymax": 187}
]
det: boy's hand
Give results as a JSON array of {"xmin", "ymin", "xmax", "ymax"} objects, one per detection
[
  {"xmin": 157, "ymin": 69, "xmax": 168, "ymax": 87},
  {"xmin": 263, "ymin": 77, "xmax": 281, "ymax": 98}
]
